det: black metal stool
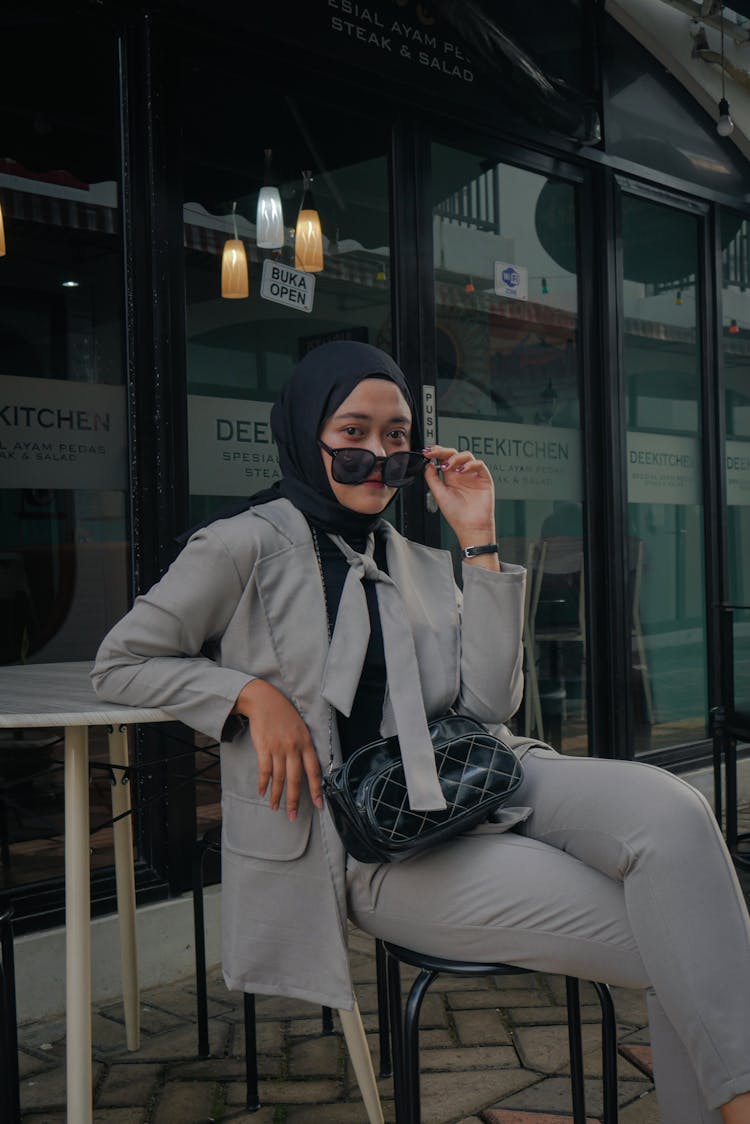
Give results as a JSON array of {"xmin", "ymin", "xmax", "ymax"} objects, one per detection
[
  {"xmin": 0, "ymin": 906, "xmax": 21, "ymax": 1124},
  {"xmin": 381, "ymin": 940, "xmax": 619, "ymax": 1124},
  {"xmin": 191, "ymin": 825, "xmax": 334, "ymax": 1112}
]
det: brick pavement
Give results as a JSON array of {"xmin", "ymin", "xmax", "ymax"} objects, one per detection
[
  {"xmin": 20, "ymin": 796, "xmax": 750, "ymax": 1122},
  {"xmin": 16, "ymin": 925, "xmax": 660, "ymax": 1123}
]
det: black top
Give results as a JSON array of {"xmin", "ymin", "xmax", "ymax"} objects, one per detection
[{"xmin": 314, "ymin": 529, "xmax": 388, "ymax": 758}]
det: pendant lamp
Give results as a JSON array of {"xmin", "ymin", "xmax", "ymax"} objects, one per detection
[
  {"xmin": 0, "ymin": 199, "xmax": 6, "ymax": 257},
  {"xmin": 295, "ymin": 171, "xmax": 324, "ymax": 273},
  {"xmin": 221, "ymin": 201, "xmax": 249, "ymax": 299},
  {"xmin": 256, "ymin": 149, "xmax": 284, "ymax": 249}
]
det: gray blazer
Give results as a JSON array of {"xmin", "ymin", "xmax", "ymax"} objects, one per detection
[{"xmin": 92, "ymin": 498, "xmax": 531, "ymax": 1009}]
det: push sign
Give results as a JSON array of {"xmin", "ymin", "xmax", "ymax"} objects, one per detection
[
  {"xmin": 260, "ymin": 259, "xmax": 315, "ymax": 313},
  {"xmin": 494, "ymin": 261, "xmax": 528, "ymax": 301}
]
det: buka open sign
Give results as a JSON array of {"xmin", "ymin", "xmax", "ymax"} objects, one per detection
[{"xmin": 260, "ymin": 259, "xmax": 315, "ymax": 313}]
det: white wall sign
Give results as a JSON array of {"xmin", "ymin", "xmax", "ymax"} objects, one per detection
[
  {"xmin": 0, "ymin": 374, "xmax": 126, "ymax": 490},
  {"xmin": 260, "ymin": 259, "xmax": 315, "ymax": 313},
  {"xmin": 627, "ymin": 432, "xmax": 700, "ymax": 506},
  {"xmin": 727, "ymin": 439, "xmax": 750, "ymax": 506},
  {"xmin": 188, "ymin": 395, "xmax": 280, "ymax": 496},
  {"xmin": 438, "ymin": 416, "xmax": 581, "ymax": 501},
  {"xmin": 494, "ymin": 261, "xmax": 528, "ymax": 301}
]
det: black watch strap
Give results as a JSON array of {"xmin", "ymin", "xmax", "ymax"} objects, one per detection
[{"xmin": 462, "ymin": 543, "xmax": 499, "ymax": 559}]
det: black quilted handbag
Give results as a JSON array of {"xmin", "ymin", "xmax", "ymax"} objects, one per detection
[{"xmin": 322, "ymin": 713, "xmax": 524, "ymax": 864}]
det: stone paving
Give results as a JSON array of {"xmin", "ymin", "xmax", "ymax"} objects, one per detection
[
  {"xmin": 16, "ymin": 924, "xmax": 660, "ymax": 1123},
  {"xmin": 18, "ymin": 801, "xmax": 750, "ymax": 1122}
]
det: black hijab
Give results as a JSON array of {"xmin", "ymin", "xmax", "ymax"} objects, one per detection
[
  {"xmin": 256, "ymin": 341, "xmax": 420, "ymax": 536},
  {"xmin": 177, "ymin": 342, "xmax": 420, "ymax": 544}
]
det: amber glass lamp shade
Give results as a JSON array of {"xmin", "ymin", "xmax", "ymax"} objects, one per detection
[
  {"xmin": 221, "ymin": 239, "xmax": 249, "ymax": 298},
  {"xmin": 256, "ymin": 186, "xmax": 284, "ymax": 249},
  {"xmin": 295, "ymin": 174, "xmax": 323, "ymax": 273},
  {"xmin": 295, "ymin": 209, "xmax": 323, "ymax": 272},
  {"xmin": 0, "ymin": 201, "xmax": 6, "ymax": 257}
]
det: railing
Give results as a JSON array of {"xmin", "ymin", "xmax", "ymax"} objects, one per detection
[
  {"xmin": 434, "ymin": 166, "xmax": 501, "ymax": 234},
  {"xmin": 647, "ymin": 219, "xmax": 750, "ymax": 295}
]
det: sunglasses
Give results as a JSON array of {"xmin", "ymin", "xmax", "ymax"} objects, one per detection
[{"xmin": 318, "ymin": 439, "xmax": 429, "ymax": 487}]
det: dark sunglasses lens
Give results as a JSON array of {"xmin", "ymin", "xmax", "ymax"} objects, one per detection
[
  {"xmin": 383, "ymin": 452, "xmax": 427, "ymax": 487},
  {"xmin": 330, "ymin": 448, "xmax": 375, "ymax": 484}
]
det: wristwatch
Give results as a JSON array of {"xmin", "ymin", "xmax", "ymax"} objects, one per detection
[{"xmin": 462, "ymin": 543, "xmax": 499, "ymax": 559}]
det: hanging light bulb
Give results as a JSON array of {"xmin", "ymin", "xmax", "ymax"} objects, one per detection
[
  {"xmin": 541, "ymin": 276, "xmax": 549, "ymax": 295},
  {"xmin": 256, "ymin": 149, "xmax": 284, "ymax": 249},
  {"xmin": 295, "ymin": 171, "xmax": 323, "ymax": 273},
  {"xmin": 221, "ymin": 201, "xmax": 249, "ymax": 299},
  {"xmin": 717, "ymin": 9, "xmax": 735, "ymax": 136},
  {"xmin": 0, "ymin": 198, "xmax": 6, "ymax": 257},
  {"xmin": 376, "ymin": 261, "xmax": 386, "ymax": 282},
  {"xmin": 464, "ymin": 276, "xmax": 475, "ymax": 294},
  {"xmin": 675, "ymin": 290, "xmax": 683, "ymax": 306},
  {"xmin": 729, "ymin": 318, "xmax": 740, "ymax": 334}
]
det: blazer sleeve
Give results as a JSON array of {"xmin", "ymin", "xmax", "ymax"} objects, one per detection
[
  {"xmin": 91, "ymin": 527, "xmax": 255, "ymax": 742},
  {"xmin": 456, "ymin": 560, "xmax": 526, "ymax": 726}
]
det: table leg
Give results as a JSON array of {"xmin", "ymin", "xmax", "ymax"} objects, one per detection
[
  {"xmin": 65, "ymin": 725, "xmax": 93, "ymax": 1124},
  {"xmin": 108, "ymin": 725, "xmax": 140, "ymax": 1051}
]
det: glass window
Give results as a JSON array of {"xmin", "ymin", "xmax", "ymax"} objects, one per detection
[
  {"xmin": 0, "ymin": 20, "xmax": 128, "ymax": 893},
  {"xmin": 431, "ymin": 144, "xmax": 586, "ymax": 755},
  {"xmin": 622, "ymin": 193, "xmax": 706, "ymax": 754},
  {"xmin": 604, "ymin": 15, "xmax": 750, "ymax": 194},
  {"xmin": 722, "ymin": 211, "xmax": 750, "ymax": 606},
  {"xmin": 721, "ymin": 211, "xmax": 750, "ymax": 711},
  {"xmin": 182, "ymin": 53, "xmax": 394, "ymax": 838}
]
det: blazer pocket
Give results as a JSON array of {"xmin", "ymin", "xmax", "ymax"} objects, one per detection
[{"xmin": 222, "ymin": 791, "xmax": 313, "ymax": 860}]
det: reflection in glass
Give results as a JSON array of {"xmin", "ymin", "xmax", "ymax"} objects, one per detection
[
  {"xmin": 182, "ymin": 63, "xmax": 394, "ymax": 838},
  {"xmin": 431, "ymin": 145, "xmax": 586, "ymax": 755},
  {"xmin": 623, "ymin": 194, "xmax": 706, "ymax": 754},
  {"xmin": 0, "ymin": 21, "xmax": 129, "ymax": 896}
]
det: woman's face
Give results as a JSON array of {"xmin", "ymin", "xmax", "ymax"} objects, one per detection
[{"xmin": 318, "ymin": 377, "xmax": 413, "ymax": 515}]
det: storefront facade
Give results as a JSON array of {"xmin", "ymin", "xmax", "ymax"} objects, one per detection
[{"xmin": 1, "ymin": 0, "xmax": 749, "ymax": 930}]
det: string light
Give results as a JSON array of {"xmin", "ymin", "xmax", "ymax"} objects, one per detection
[
  {"xmin": 676, "ymin": 290, "xmax": 683, "ymax": 306},
  {"xmin": 376, "ymin": 262, "xmax": 386, "ymax": 282},
  {"xmin": 729, "ymin": 318, "xmax": 740, "ymax": 334},
  {"xmin": 464, "ymin": 276, "xmax": 475, "ymax": 294},
  {"xmin": 541, "ymin": 276, "xmax": 549, "ymax": 295}
]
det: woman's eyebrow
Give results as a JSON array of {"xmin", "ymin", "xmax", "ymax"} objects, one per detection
[{"xmin": 335, "ymin": 411, "xmax": 411, "ymax": 423}]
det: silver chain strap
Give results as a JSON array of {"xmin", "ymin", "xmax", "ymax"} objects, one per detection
[{"xmin": 311, "ymin": 527, "xmax": 335, "ymax": 774}]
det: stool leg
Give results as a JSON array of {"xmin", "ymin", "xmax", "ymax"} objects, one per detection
[
  {"xmin": 375, "ymin": 939, "xmax": 392, "ymax": 1078},
  {"xmin": 243, "ymin": 992, "xmax": 260, "ymax": 1111},
  {"xmin": 565, "ymin": 976, "xmax": 587, "ymax": 1124},
  {"xmin": 386, "ymin": 950, "xmax": 406, "ymax": 1123},
  {"xmin": 404, "ymin": 969, "xmax": 437, "ymax": 1124},
  {"xmin": 192, "ymin": 842, "xmax": 210, "ymax": 1058},
  {"xmin": 322, "ymin": 1005, "xmax": 334, "ymax": 1034},
  {"xmin": 593, "ymin": 981, "xmax": 619, "ymax": 1124}
]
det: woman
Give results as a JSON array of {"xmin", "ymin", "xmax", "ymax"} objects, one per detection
[{"xmin": 93, "ymin": 341, "xmax": 750, "ymax": 1124}]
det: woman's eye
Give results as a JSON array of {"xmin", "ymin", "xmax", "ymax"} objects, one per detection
[
  {"xmin": 343, "ymin": 426, "xmax": 363, "ymax": 438},
  {"xmin": 388, "ymin": 430, "xmax": 408, "ymax": 442}
]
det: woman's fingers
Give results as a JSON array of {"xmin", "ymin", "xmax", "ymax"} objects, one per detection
[{"xmin": 238, "ymin": 679, "xmax": 324, "ymax": 820}]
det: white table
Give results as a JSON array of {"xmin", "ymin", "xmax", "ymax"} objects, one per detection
[{"xmin": 0, "ymin": 661, "xmax": 171, "ymax": 1124}]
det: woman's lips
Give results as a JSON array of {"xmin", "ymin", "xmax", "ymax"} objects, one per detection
[{"xmin": 362, "ymin": 478, "xmax": 385, "ymax": 487}]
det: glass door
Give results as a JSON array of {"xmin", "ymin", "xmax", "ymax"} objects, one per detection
[
  {"xmin": 620, "ymin": 190, "xmax": 707, "ymax": 755},
  {"xmin": 429, "ymin": 143, "xmax": 587, "ymax": 755}
]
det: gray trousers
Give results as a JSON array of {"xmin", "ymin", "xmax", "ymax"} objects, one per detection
[{"xmin": 347, "ymin": 748, "xmax": 750, "ymax": 1123}]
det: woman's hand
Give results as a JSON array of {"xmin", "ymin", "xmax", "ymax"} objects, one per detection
[
  {"xmin": 233, "ymin": 680, "xmax": 323, "ymax": 821},
  {"xmin": 423, "ymin": 444, "xmax": 498, "ymax": 568}
]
